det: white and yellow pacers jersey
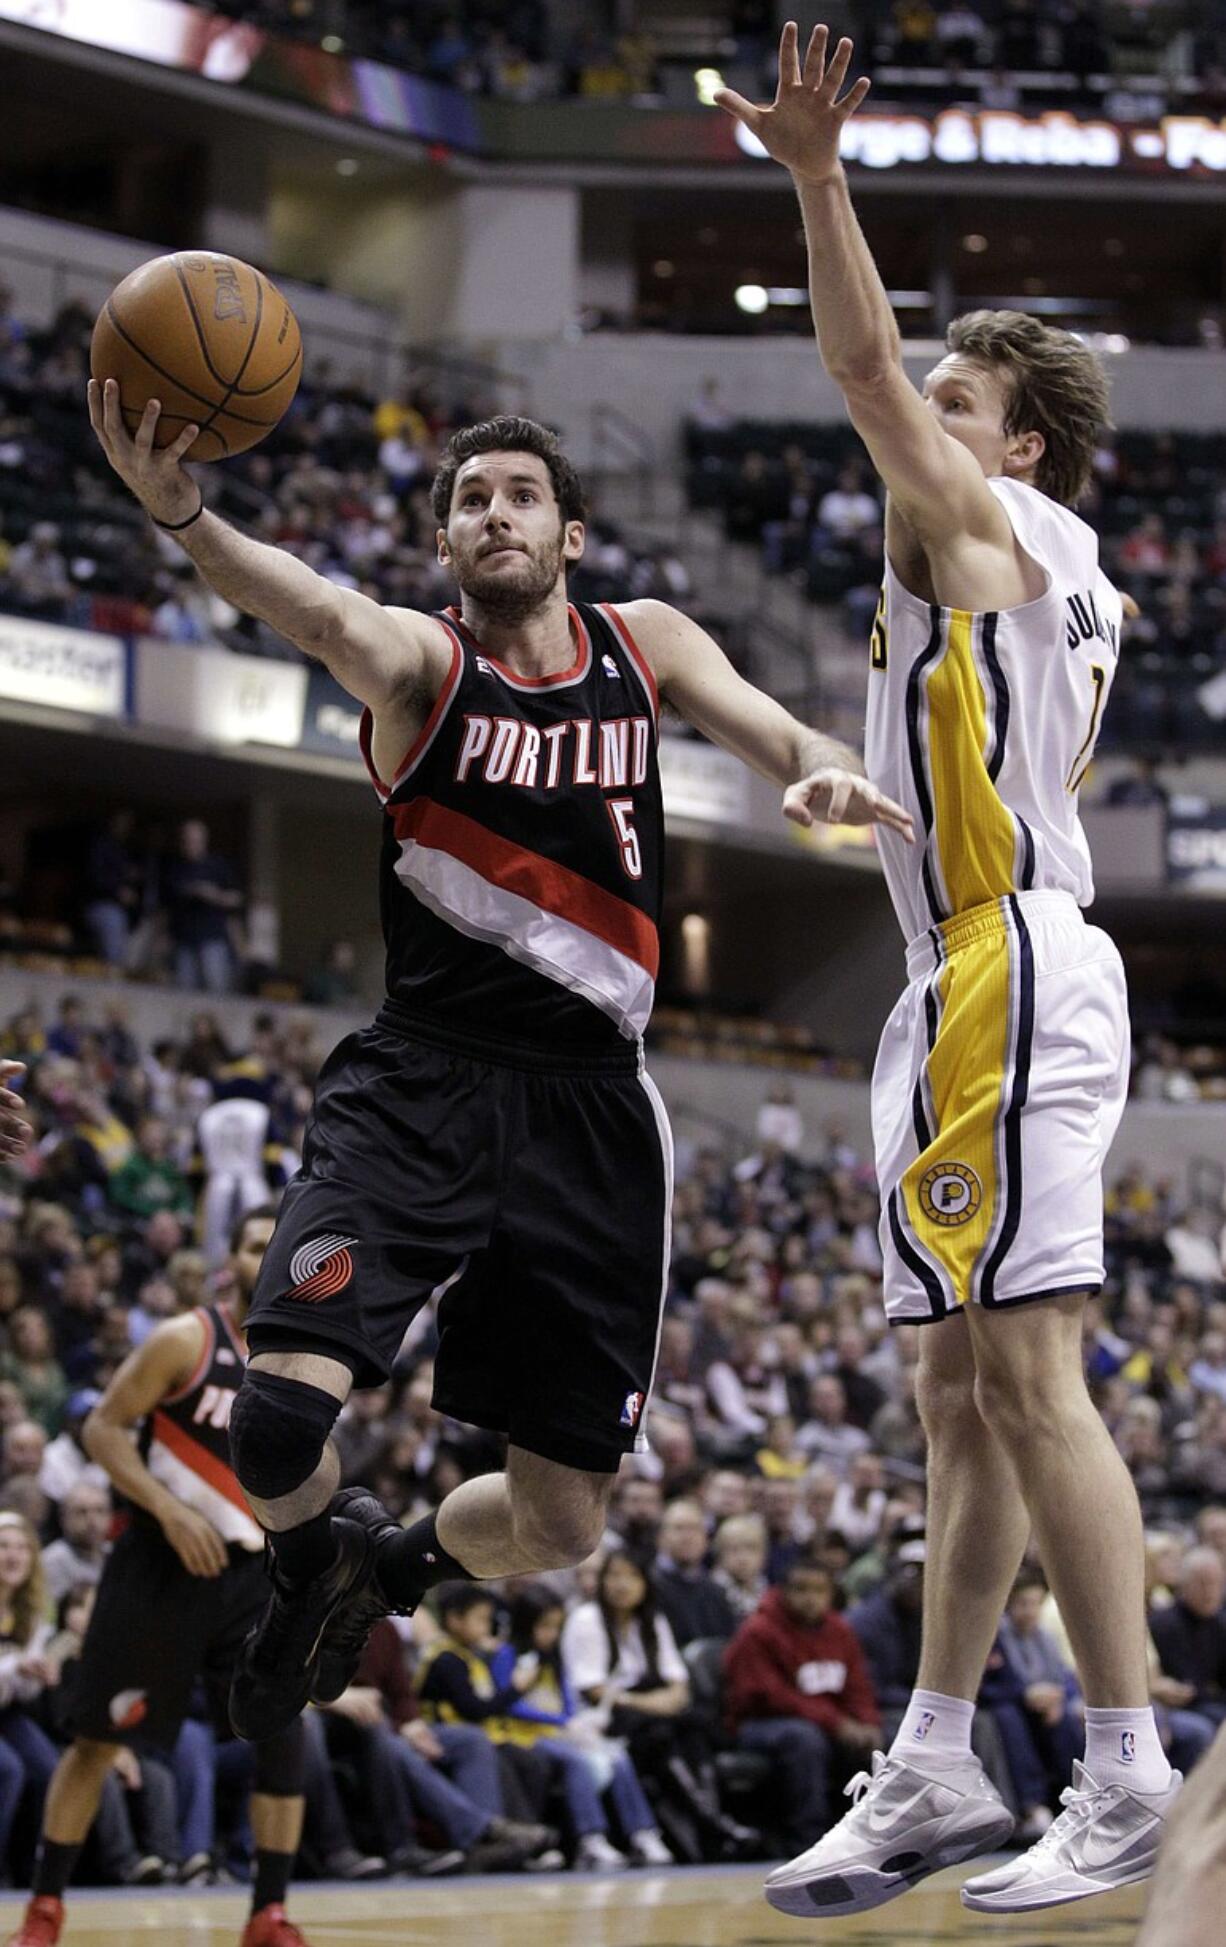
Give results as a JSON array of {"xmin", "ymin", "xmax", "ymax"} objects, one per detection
[
  {"xmin": 866, "ymin": 477, "xmax": 1129, "ymax": 1324},
  {"xmin": 865, "ymin": 476, "xmax": 1121, "ymax": 941}
]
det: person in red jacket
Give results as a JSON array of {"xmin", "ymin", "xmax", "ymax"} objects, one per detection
[{"xmin": 723, "ymin": 1552, "xmax": 881, "ymax": 1851}]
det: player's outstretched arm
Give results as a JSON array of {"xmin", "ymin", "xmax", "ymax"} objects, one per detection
[
  {"xmin": 87, "ymin": 377, "xmax": 437, "ymax": 708},
  {"xmin": 82, "ymin": 1313, "xmax": 229, "ymax": 1579},
  {"xmin": 620, "ymin": 599, "xmax": 913, "ymax": 839},
  {"xmin": 715, "ymin": 24, "xmax": 1010, "ymax": 553}
]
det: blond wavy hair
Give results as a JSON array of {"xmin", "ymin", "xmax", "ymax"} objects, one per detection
[
  {"xmin": 0, "ymin": 1511, "xmax": 49, "ymax": 1647},
  {"xmin": 946, "ymin": 309, "xmax": 1112, "ymax": 507}
]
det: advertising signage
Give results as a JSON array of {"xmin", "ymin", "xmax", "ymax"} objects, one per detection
[{"xmin": 3, "ymin": 0, "xmax": 1226, "ymax": 178}]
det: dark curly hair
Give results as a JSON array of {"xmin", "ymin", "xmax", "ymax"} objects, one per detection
[{"xmin": 430, "ymin": 414, "xmax": 587, "ymax": 527}]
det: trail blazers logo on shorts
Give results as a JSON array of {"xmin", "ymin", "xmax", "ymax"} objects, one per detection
[
  {"xmin": 109, "ymin": 1689, "xmax": 148, "ymax": 1730},
  {"xmin": 620, "ymin": 1391, "xmax": 645, "ymax": 1430},
  {"xmin": 918, "ymin": 1162, "xmax": 983, "ymax": 1228},
  {"xmin": 288, "ymin": 1234, "xmax": 360, "ymax": 1302}
]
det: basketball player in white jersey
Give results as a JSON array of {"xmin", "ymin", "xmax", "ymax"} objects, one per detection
[{"xmin": 718, "ymin": 23, "xmax": 1181, "ymax": 1917}]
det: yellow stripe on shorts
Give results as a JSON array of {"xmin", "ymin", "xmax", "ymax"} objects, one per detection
[
  {"xmin": 926, "ymin": 609, "xmax": 1018, "ymax": 914},
  {"xmin": 901, "ymin": 910, "xmax": 1014, "ymax": 1309}
]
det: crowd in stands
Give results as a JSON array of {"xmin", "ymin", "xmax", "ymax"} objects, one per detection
[
  {"xmin": 0, "ymin": 291, "xmax": 692, "ymax": 657},
  {"xmin": 0, "ymin": 988, "xmax": 1219, "ymax": 1884},
  {"xmin": 684, "ymin": 397, "xmax": 1226, "ymax": 752},
  {"xmin": 205, "ymin": 1, "xmax": 1226, "ymax": 116}
]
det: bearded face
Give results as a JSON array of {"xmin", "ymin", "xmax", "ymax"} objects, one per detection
[{"xmin": 439, "ymin": 451, "xmax": 582, "ymax": 620}]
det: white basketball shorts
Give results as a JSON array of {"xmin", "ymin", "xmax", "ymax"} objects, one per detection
[{"xmin": 871, "ymin": 889, "xmax": 1129, "ymax": 1324}]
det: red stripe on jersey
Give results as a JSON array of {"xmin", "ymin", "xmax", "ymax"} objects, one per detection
[
  {"xmin": 598, "ymin": 605, "xmax": 659, "ymax": 723},
  {"xmin": 445, "ymin": 606, "xmax": 592, "ymax": 689},
  {"xmin": 359, "ymin": 631, "xmax": 465, "ymax": 801},
  {"xmin": 150, "ymin": 1409, "xmax": 251, "ymax": 1518},
  {"xmin": 393, "ymin": 797, "xmax": 659, "ymax": 977}
]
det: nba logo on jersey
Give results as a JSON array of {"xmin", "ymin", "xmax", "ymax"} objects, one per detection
[
  {"xmin": 913, "ymin": 1709, "xmax": 936, "ymax": 1741},
  {"xmin": 602, "ymin": 654, "xmax": 621, "ymax": 678},
  {"xmin": 620, "ymin": 1390, "xmax": 645, "ymax": 1430},
  {"xmin": 1120, "ymin": 1730, "xmax": 1136, "ymax": 1764}
]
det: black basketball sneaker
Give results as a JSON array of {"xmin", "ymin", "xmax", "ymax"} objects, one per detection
[
  {"xmin": 230, "ymin": 1514, "xmax": 375, "ymax": 1741},
  {"xmin": 309, "ymin": 1487, "xmax": 408, "ymax": 1708}
]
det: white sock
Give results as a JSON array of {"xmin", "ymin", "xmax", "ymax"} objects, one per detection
[
  {"xmin": 1083, "ymin": 1707, "xmax": 1172, "ymax": 1793},
  {"xmin": 890, "ymin": 1688, "xmax": 975, "ymax": 1763}
]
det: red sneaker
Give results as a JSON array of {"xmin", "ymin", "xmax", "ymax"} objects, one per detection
[
  {"xmin": 240, "ymin": 1907, "xmax": 309, "ymax": 1947},
  {"xmin": 4, "ymin": 1897, "xmax": 65, "ymax": 1947}
]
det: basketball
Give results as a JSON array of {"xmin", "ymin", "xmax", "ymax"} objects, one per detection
[{"xmin": 89, "ymin": 251, "xmax": 303, "ymax": 462}]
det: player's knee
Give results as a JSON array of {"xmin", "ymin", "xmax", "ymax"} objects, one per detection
[
  {"xmin": 914, "ymin": 1362, "xmax": 978, "ymax": 1441},
  {"xmin": 229, "ymin": 1369, "xmax": 342, "ymax": 1504},
  {"xmin": 971, "ymin": 1360, "xmax": 1056, "ymax": 1445},
  {"xmin": 514, "ymin": 1496, "xmax": 607, "ymax": 1569}
]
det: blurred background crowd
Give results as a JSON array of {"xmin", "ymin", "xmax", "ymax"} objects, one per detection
[{"xmin": 0, "ymin": 989, "xmax": 1218, "ymax": 1887}]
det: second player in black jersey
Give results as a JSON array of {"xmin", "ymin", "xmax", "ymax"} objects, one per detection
[{"xmin": 81, "ymin": 385, "xmax": 912, "ymax": 1748}]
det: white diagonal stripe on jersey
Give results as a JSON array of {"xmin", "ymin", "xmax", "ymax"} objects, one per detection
[
  {"xmin": 146, "ymin": 1438, "xmax": 263, "ymax": 1551},
  {"xmin": 393, "ymin": 835, "xmax": 654, "ymax": 1038}
]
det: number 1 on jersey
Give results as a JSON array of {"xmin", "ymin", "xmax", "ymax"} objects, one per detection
[{"xmin": 606, "ymin": 798, "xmax": 643, "ymax": 879}]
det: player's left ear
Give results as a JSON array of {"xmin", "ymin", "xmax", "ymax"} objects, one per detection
[
  {"xmin": 563, "ymin": 519, "xmax": 585, "ymax": 563},
  {"xmin": 1004, "ymin": 428, "xmax": 1045, "ymax": 476},
  {"xmin": 436, "ymin": 526, "xmax": 452, "ymax": 566}
]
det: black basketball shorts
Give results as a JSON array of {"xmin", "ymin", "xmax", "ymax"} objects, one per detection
[
  {"xmin": 245, "ymin": 1005, "xmax": 674, "ymax": 1473},
  {"xmin": 68, "ymin": 1520, "xmax": 269, "ymax": 1749}
]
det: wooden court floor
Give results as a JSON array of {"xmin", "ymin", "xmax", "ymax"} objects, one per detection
[{"xmin": 0, "ymin": 1863, "xmax": 1146, "ymax": 1945}]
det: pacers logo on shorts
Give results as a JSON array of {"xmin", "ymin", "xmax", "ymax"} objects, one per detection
[
  {"xmin": 918, "ymin": 1162, "xmax": 982, "ymax": 1228},
  {"xmin": 288, "ymin": 1234, "xmax": 359, "ymax": 1303}
]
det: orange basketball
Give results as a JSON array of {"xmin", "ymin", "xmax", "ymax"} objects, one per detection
[{"xmin": 90, "ymin": 252, "xmax": 303, "ymax": 463}]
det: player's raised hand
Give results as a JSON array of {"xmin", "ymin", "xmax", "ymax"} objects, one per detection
[
  {"xmin": 784, "ymin": 767, "xmax": 915, "ymax": 841},
  {"xmin": 713, "ymin": 21, "xmax": 870, "ymax": 184},
  {"xmin": 0, "ymin": 1062, "xmax": 33, "ymax": 1161},
  {"xmin": 87, "ymin": 378, "xmax": 202, "ymax": 528}
]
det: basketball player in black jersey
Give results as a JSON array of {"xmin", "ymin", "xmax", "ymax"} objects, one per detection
[
  {"xmin": 85, "ymin": 377, "xmax": 912, "ymax": 1743},
  {"xmin": 4, "ymin": 1209, "xmax": 313, "ymax": 1947}
]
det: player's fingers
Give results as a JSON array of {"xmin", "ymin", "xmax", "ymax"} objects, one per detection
[
  {"xmin": 86, "ymin": 380, "xmax": 106, "ymax": 441},
  {"xmin": 868, "ymin": 788, "xmax": 916, "ymax": 838},
  {"xmin": 780, "ymin": 19, "xmax": 802, "ymax": 89},
  {"xmin": 134, "ymin": 398, "xmax": 161, "ymax": 457},
  {"xmin": 712, "ymin": 87, "xmax": 762, "ymax": 129},
  {"xmin": 837, "ymin": 74, "xmax": 871, "ymax": 117},
  {"xmin": 102, "ymin": 378, "xmax": 127, "ymax": 444},
  {"xmin": 167, "ymin": 422, "xmax": 200, "ymax": 464},
  {"xmin": 0, "ymin": 1061, "xmax": 25, "ymax": 1083},
  {"xmin": 826, "ymin": 776, "xmax": 852, "ymax": 823},
  {"xmin": 782, "ymin": 785, "xmax": 813, "ymax": 827},
  {"xmin": 822, "ymin": 35, "xmax": 853, "ymax": 98},
  {"xmin": 801, "ymin": 22, "xmax": 828, "ymax": 88}
]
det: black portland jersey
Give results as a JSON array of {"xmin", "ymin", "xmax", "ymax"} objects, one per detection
[
  {"xmin": 139, "ymin": 1304, "xmax": 262, "ymax": 1552},
  {"xmin": 358, "ymin": 601, "xmax": 664, "ymax": 1047}
]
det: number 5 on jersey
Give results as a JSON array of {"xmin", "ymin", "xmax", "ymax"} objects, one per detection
[{"xmin": 606, "ymin": 797, "xmax": 643, "ymax": 879}]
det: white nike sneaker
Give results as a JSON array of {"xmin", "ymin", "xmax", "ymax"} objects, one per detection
[
  {"xmin": 961, "ymin": 1761, "xmax": 1182, "ymax": 1913},
  {"xmin": 764, "ymin": 1749, "xmax": 1015, "ymax": 1918}
]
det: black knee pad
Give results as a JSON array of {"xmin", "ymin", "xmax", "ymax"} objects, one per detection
[
  {"xmin": 254, "ymin": 1717, "xmax": 305, "ymax": 1798},
  {"xmin": 229, "ymin": 1370, "xmax": 342, "ymax": 1502}
]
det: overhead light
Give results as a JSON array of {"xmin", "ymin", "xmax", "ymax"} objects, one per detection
[
  {"xmin": 766, "ymin": 286, "xmax": 807, "ymax": 306},
  {"xmin": 336, "ymin": 158, "xmax": 359, "ymax": 177},
  {"xmin": 321, "ymin": 34, "xmax": 344, "ymax": 53},
  {"xmin": 886, "ymin": 289, "xmax": 932, "ymax": 306},
  {"xmin": 735, "ymin": 284, "xmax": 769, "ymax": 314},
  {"xmin": 653, "ymin": 259, "xmax": 675, "ymax": 278},
  {"xmin": 961, "ymin": 233, "xmax": 989, "ymax": 253},
  {"xmin": 694, "ymin": 67, "xmax": 725, "ymax": 106}
]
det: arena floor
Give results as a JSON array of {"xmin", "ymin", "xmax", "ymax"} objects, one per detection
[{"xmin": 0, "ymin": 1863, "xmax": 1147, "ymax": 1944}]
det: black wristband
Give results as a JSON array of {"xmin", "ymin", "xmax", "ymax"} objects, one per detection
[{"xmin": 152, "ymin": 493, "xmax": 205, "ymax": 533}]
